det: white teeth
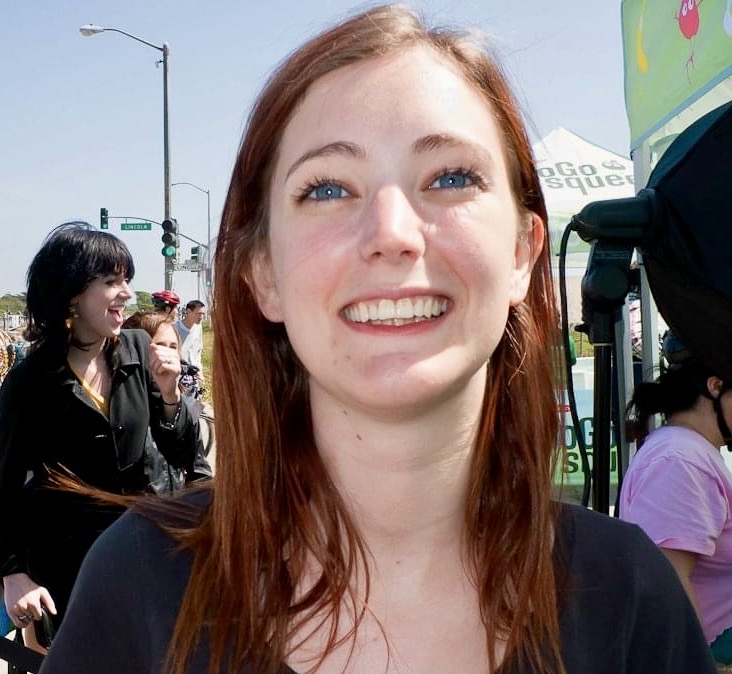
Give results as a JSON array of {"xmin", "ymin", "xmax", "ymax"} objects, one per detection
[
  {"xmin": 377, "ymin": 299, "xmax": 393, "ymax": 321},
  {"xmin": 344, "ymin": 296, "xmax": 448, "ymax": 324},
  {"xmin": 395, "ymin": 298, "xmax": 412, "ymax": 318}
]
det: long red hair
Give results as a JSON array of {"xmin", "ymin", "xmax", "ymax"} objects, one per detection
[{"xmin": 167, "ymin": 5, "xmax": 564, "ymax": 674}]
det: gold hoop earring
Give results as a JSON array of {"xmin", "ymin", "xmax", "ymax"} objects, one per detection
[{"xmin": 66, "ymin": 305, "xmax": 80, "ymax": 332}]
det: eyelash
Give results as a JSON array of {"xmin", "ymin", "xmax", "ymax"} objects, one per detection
[
  {"xmin": 295, "ymin": 176, "xmax": 343, "ymax": 202},
  {"xmin": 294, "ymin": 166, "xmax": 488, "ymax": 203},
  {"xmin": 428, "ymin": 166, "xmax": 488, "ymax": 191}
]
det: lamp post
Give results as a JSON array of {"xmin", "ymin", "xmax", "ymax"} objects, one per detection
[
  {"xmin": 172, "ymin": 181, "xmax": 211, "ymax": 296},
  {"xmin": 80, "ymin": 24, "xmax": 174, "ymax": 291}
]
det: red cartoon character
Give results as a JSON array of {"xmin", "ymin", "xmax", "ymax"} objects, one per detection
[
  {"xmin": 677, "ymin": 0, "xmax": 702, "ymax": 78},
  {"xmin": 678, "ymin": 0, "xmax": 700, "ymax": 39}
]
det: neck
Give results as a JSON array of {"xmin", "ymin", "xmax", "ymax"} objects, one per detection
[
  {"xmin": 669, "ymin": 404, "xmax": 723, "ymax": 448},
  {"xmin": 183, "ymin": 317, "xmax": 196, "ymax": 329},
  {"xmin": 310, "ymin": 370, "xmax": 485, "ymax": 555},
  {"xmin": 68, "ymin": 339, "xmax": 107, "ymax": 366}
]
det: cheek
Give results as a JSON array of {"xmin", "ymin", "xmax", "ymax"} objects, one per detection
[
  {"xmin": 443, "ymin": 221, "xmax": 518, "ymax": 289},
  {"xmin": 273, "ymin": 213, "xmax": 354, "ymax": 266},
  {"xmin": 269, "ymin": 218, "xmax": 354, "ymax": 302},
  {"xmin": 90, "ymin": 294, "xmax": 109, "ymax": 314}
]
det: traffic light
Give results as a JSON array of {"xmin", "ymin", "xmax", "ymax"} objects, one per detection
[
  {"xmin": 161, "ymin": 218, "xmax": 178, "ymax": 258},
  {"xmin": 190, "ymin": 246, "xmax": 199, "ymax": 262},
  {"xmin": 100, "ymin": 207, "xmax": 109, "ymax": 230}
]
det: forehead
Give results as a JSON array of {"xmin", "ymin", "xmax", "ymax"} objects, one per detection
[
  {"xmin": 275, "ymin": 45, "xmax": 505, "ymax": 174},
  {"xmin": 154, "ymin": 322, "xmax": 178, "ymax": 341},
  {"xmin": 91, "ymin": 270, "xmax": 125, "ymax": 281}
]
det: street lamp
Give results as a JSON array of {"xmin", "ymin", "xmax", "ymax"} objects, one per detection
[
  {"xmin": 80, "ymin": 24, "xmax": 174, "ymax": 291},
  {"xmin": 172, "ymin": 182, "xmax": 212, "ymax": 293}
]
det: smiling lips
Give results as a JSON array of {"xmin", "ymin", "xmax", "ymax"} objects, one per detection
[{"xmin": 343, "ymin": 296, "xmax": 448, "ymax": 326}]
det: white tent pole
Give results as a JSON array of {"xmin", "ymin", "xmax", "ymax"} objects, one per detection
[{"xmin": 633, "ymin": 140, "xmax": 661, "ymax": 447}]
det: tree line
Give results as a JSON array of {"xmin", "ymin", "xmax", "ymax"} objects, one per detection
[{"xmin": 0, "ymin": 292, "xmax": 156, "ymax": 315}]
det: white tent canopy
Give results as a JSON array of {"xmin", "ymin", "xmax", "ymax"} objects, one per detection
[
  {"xmin": 533, "ymin": 128, "xmax": 635, "ymax": 213},
  {"xmin": 532, "ymin": 128, "xmax": 637, "ymax": 323},
  {"xmin": 532, "ymin": 128, "xmax": 636, "ymax": 255}
]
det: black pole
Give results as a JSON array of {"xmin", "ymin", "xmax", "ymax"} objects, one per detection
[
  {"xmin": 592, "ymin": 340, "xmax": 613, "ymax": 513},
  {"xmin": 578, "ymin": 241, "xmax": 634, "ymax": 514}
]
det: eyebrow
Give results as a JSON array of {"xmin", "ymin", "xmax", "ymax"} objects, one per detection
[
  {"xmin": 412, "ymin": 133, "xmax": 495, "ymax": 167},
  {"xmin": 283, "ymin": 133, "xmax": 495, "ymax": 181},
  {"xmin": 284, "ymin": 141, "xmax": 365, "ymax": 181}
]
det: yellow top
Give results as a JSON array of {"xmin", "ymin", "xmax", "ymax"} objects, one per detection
[{"xmin": 68, "ymin": 362, "xmax": 109, "ymax": 417}]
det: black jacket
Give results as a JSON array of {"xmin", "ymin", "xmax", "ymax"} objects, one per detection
[{"xmin": 0, "ymin": 329, "xmax": 197, "ymax": 622}]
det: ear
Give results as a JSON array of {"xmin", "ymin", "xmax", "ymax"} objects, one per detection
[
  {"xmin": 707, "ymin": 376, "xmax": 725, "ymax": 399},
  {"xmin": 509, "ymin": 211, "xmax": 544, "ymax": 307},
  {"xmin": 246, "ymin": 249, "xmax": 284, "ymax": 323}
]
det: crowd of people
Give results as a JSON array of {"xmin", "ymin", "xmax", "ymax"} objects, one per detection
[
  {"xmin": 0, "ymin": 224, "xmax": 211, "ymax": 653},
  {"xmin": 0, "ymin": 3, "xmax": 727, "ymax": 673}
]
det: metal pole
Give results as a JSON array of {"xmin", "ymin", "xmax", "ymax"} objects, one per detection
[
  {"xmin": 171, "ymin": 181, "xmax": 211, "ymax": 295},
  {"xmin": 206, "ymin": 188, "xmax": 211, "ymax": 291},
  {"xmin": 162, "ymin": 42, "xmax": 174, "ymax": 291},
  {"xmin": 592, "ymin": 338, "xmax": 613, "ymax": 514},
  {"xmin": 80, "ymin": 27, "xmax": 173, "ymax": 291}
]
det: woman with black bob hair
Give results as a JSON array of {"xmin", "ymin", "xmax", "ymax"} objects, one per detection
[
  {"xmin": 620, "ymin": 330, "xmax": 732, "ymax": 666},
  {"xmin": 0, "ymin": 222, "xmax": 199, "ymax": 644}
]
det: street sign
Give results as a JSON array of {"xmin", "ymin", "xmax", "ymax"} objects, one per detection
[
  {"xmin": 120, "ymin": 222, "xmax": 152, "ymax": 231},
  {"xmin": 172, "ymin": 261, "xmax": 202, "ymax": 272}
]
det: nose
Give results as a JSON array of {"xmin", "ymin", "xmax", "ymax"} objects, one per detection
[
  {"xmin": 119, "ymin": 281, "xmax": 133, "ymax": 299},
  {"xmin": 359, "ymin": 185, "xmax": 426, "ymax": 264}
]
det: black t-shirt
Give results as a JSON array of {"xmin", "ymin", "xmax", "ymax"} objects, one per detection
[{"xmin": 39, "ymin": 501, "xmax": 717, "ymax": 673}]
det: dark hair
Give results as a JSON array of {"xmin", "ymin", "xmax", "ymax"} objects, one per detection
[
  {"xmin": 185, "ymin": 300, "xmax": 205, "ymax": 312},
  {"xmin": 166, "ymin": 6, "xmax": 562, "ymax": 674},
  {"xmin": 24, "ymin": 222, "xmax": 134, "ymax": 355},
  {"xmin": 626, "ymin": 360, "xmax": 713, "ymax": 442}
]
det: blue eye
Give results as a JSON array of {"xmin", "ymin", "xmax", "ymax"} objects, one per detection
[
  {"xmin": 430, "ymin": 171, "xmax": 474, "ymax": 190},
  {"xmin": 305, "ymin": 182, "xmax": 349, "ymax": 201}
]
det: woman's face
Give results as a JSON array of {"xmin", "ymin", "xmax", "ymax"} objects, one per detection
[
  {"xmin": 152, "ymin": 322, "xmax": 180, "ymax": 353},
  {"xmin": 71, "ymin": 273, "xmax": 133, "ymax": 344},
  {"xmin": 253, "ymin": 46, "xmax": 542, "ymax": 418}
]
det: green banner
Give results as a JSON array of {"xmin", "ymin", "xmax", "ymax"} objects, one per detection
[
  {"xmin": 554, "ymin": 390, "xmax": 620, "ymax": 489},
  {"xmin": 622, "ymin": 0, "xmax": 732, "ymax": 148},
  {"xmin": 554, "ymin": 419, "xmax": 620, "ymax": 489}
]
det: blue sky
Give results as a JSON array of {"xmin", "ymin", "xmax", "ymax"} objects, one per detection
[{"xmin": 0, "ymin": 1, "xmax": 629, "ymax": 300}]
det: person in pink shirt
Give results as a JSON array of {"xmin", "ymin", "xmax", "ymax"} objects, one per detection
[{"xmin": 620, "ymin": 330, "xmax": 732, "ymax": 665}]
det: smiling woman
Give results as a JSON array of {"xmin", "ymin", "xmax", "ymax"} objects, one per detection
[
  {"xmin": 39, "ymin": 6, "xmax": 715, "ymax": 674},
  {"xmin": 0, "ymin": 222, "xmax": 200, "ymax": 650},
  {"xmin": 257, "ymin": 45, "xmax": 540, "ymax": 422}
]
